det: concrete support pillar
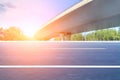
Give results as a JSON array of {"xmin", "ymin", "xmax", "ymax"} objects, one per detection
[
  {"xmin": 59, "ymin": 33, "xmax": 65, "ymax": 41},
  {"xmin": 64, "ymin": 32, "xmax": 71, "ymax": 41},
  {"xmin": 59, "ymin": 32, "xmax": 71, "ymax": 41}
]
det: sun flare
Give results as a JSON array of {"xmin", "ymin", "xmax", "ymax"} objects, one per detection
[{"xmin": 23, "ymin": 30, "xmax": 35, "ymax": 38}]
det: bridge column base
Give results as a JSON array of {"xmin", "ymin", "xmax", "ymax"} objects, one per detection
[{"xmin": 59, "ymin": 32, "xmax": 71, "ymax": 41}]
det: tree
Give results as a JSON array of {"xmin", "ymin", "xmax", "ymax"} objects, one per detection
[
  {"xmin": 3, "ymin": 27, "xmax": 26, "ymax": 40},
  {"xmin": 0, "ymin": 27, "xmax": 4, "ymax": 40},
  {"xmin": 71, "ymin": 33, "xmax": 83, "ymax": 41},
  {"xmin": 82, "ymin": 28, "xmax": 120, "ymax": 41}
]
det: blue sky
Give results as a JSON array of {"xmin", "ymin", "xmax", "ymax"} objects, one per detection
[{"xmin": 0, "ymin": 0, "xmax": 81, "ymax": 36}]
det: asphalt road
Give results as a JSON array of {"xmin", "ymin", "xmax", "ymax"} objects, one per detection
[
  {"xmin": 0, "ymin": 41, "xmax": 119, "ymax": 80},
  {"xmin": 0, "ymin": 41, "xmax": 120, "ymax": 65}
]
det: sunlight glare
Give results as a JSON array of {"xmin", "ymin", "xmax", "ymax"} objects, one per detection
[{"xmin": 23, "ymin": 29, "xmax": 35, "ymax": 38}]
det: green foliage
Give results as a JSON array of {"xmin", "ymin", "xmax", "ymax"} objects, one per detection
[
  {"xmin": 0, "ymin": 27, "xmax": 27, "ymax": 41},
  {"xmin": 71, "ymin": 33, "xmax": 83, "ymax": 41},
  {"xmin": 71, "ymin": 27, "xmax": 120, "ymax": 41}
]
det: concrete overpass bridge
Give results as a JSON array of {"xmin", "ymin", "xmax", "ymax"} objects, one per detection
[{"xmin": 35, "ymin": 0, "xmax": 120, "ymax": 40}]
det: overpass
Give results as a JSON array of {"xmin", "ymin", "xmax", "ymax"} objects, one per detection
[{"xmin": 35, "ymin": 0, "xmax": 120, "ymax": 40}]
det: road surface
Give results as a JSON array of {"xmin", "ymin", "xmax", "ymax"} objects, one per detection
[{"xmin": 0, "ymin": 41, "xmax": 119, "ymax": 80}]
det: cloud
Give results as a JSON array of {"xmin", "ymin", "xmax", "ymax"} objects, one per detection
[
  {"xmin": 0, "ymin": 3, "xmax": 6, "ymax": 13},
  {"xmin": 0, "ymin": 3, "xmax": 5, "ymax": 7},
  {"xmin": 5, "ymin": 2, "xmax": 16, "ymax": 8},
  {"xmin": 0, "ymin": 2, "xmax": 15, "ymax": 13}
]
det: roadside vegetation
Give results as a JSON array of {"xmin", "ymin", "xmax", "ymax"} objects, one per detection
[
  {"xmin": 0, "ymin": 26, "xmax": 120, "ymax": 41},
  {"xmin": 0, "ymin": 27, "xmax": 29, "ymax": 41},
  {"xmin": 71, "ymin": 27, "xmax": 120, "ymax": 41}
]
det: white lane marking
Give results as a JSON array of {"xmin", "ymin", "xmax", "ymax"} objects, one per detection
[
  {"xmin": 0, "ymin": 41, "xmax": 120, "ymax": 43},
  {"xmin": 0, "ymin": 65, "xmax": 119, "ymax": 68},
  {"xmin": 39, "ymin": 48, "xmax": 106, "ymax": 50}
]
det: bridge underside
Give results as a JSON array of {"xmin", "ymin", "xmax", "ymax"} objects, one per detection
[{"xmin": 35, "ymin": 0, "xmax": 120, "ymax": 40}]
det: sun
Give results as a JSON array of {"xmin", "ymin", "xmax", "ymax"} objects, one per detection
[
  {"xmin": 23, "ymin": 30, "xmax": 35, "ymax": 38},
  {"xmin": 21, "ymin": 26, "xmax": 38, "ymax": 39},
  {"xmin": 25, "ymin": 31, "xmax": 35, "ymax": 38}
]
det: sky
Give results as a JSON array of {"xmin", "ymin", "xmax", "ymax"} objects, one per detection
[{"xmin": 0, "ymin": 0, "xmax": 81, "ymax": 37}]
